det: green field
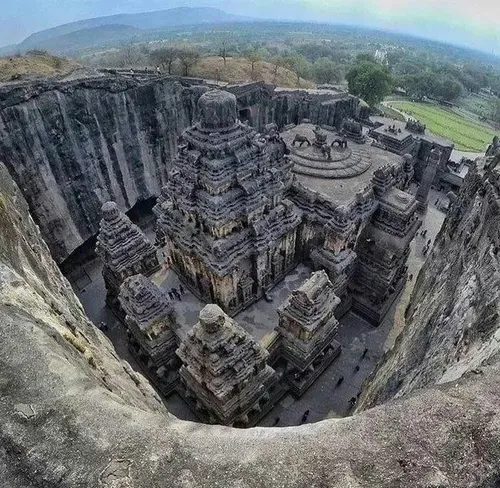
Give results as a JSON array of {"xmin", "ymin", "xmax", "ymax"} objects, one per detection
[{"xmin": 390, "ymin": 101, "xmax": 497, "ymax": 152}]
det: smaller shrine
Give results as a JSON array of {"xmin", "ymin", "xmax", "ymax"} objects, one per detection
[
  {"xmin": 353, "ymin": 186, "xmax": 420, "ymax": 323},
  {"xmin": 276, "ymin": 271, "xmax": 342, "ymax": 396},
  {"xmin": 176, "ymin": 304, "xmax": 283, "ymax": 426},
  {"xmin": 119, "ymin": 274, "xmax": 179, "ymax": 395},
  {"xmin": 96, "ymin": 201, "xmax": 159, "ymax": 316},
  {"xmin": 342, "ymin": 119, "xmax": 365, "ymax": 144}
]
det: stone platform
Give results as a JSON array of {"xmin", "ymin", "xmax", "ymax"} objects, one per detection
[{"xmin": 282, "ymin": 125, "xmax": 372, "ymax": 178}]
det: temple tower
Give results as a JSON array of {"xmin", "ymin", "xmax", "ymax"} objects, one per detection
[
  {"xmin": 176, "ymin": 304, "xmax": 281, "ymax": 426},
  {"xmin": 352, "ymin": 187, "xmax": 420, "ymax": 324},
  {"xmin": 119, "ymin": 274, "xmax": 179, "ymax": 394},
  {"xmin": 156, "ymin": 90, "xmax": 302, "ymax": 315},
  {"xmin": 276, "ymin": 271, "xmax": 342, "ymax": 396},
  {"xmin": 416, "ymin": 147, "xmax": 440, "ymax": 211},
  {"xmin": 96, "ymin": 201, "xmax": 159, "ymax": 315}
]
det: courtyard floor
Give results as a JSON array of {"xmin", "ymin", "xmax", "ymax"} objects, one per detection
[{"xmin": 67, "ymin": 188, "xmax": 446, "ymax": 427}]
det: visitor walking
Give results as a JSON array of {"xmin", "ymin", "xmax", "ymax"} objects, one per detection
[
  {"xmin": 300, "ymin": 409, "xmax": 310, "ymax": 424},
  {"xmin": 179, "ymin": 284, "xmax": 185, "ymax": 295},
  {"xmin": 336, "ymin": 376, "xmax": 344, "ymax": 387}
]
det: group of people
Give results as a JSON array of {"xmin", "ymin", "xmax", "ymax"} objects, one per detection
[{"xmin": 168, "ymin": 284, "xmax": 185, "ymax": 301}]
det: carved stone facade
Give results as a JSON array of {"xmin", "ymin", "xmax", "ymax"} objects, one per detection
[
  {"xmin": 352, "ymin": 187, "xmax": 420, "ymax": 324},
  {"xmin": 276, "ymin": 271, "xmax": 342, "ymax": 396},
  {"xmin": 119, "ymin": 274, "xmax": 179, "ymax": 394},
  {"xmin": 176, "ymin": 304, "xmax": 282, "ymax": 426},
  {"xmin": 155, "ymin": 90, "xmax": 302, "ymax": 315},
  {"xmin": 96, "ymin": 201, "xmax": 159, "ymax": 315}
]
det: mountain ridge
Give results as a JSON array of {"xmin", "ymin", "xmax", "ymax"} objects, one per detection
[{"xmin": 18, "ymin": 7, "xmax": 248, "ymax": 49}]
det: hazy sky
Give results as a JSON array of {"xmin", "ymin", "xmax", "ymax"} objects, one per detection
[{"xmin": 1, "ymin": 0, "xmax": 499, "ymax": 55}]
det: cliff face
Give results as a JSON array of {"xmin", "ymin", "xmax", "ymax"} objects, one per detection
[
  {"xmin": 359, "ymin": 165, "xmax": 500, "ymax": 409},
  {"xmin": 2, "ymin": 163, "xmax": 500, "ymax": 486},
  {"xmin": 0, "ymin": 77, "xmax": 204, "ymax": 262}
]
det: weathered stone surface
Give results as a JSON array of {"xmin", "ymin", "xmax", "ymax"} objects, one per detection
[
  {"xmin": 0, "ymin": 76, "xmax": 206, "ymax": 262},
  {"xmin": 177, "ymin": 304, "xmax": 278, "ymax": 426},
  {"xmin": 0, "ymin": 77, "xmax": 359, "ymax": 263},
  {"xmin": 359, "ymin": 164, "xmax": 500, "ymax": 409},
  {"xmin": 96, "ymin": 201, "xmax": 159, "ymax": 313},
  {"xmin": 2, "ymin": 161, "xmax": 500, "ymax": 487}
]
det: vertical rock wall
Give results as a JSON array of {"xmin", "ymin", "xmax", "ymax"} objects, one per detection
[
  {"xmin": 0, "ymin": 77, "xmax": 203, "ymax": 262},
  {"xmin": 358, "ymin": 165, "xmax": 500, "ymax": 409}
]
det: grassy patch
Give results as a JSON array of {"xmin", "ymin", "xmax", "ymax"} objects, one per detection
[
  {"xmin": 376, "ymin": 104, "xmax": 406, "ymax": 122},
  {"xmin": 0, "ymin": 52, "xmax": 79, "ymax": 82},
  {"xmin": 391, "ymin": 101, "xmax": 497, "ymax": 152}
]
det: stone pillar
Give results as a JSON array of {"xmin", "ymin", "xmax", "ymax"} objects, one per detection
[{"xmin": 416, "ymin": 148, "xmax": 440, "ymax": 212}]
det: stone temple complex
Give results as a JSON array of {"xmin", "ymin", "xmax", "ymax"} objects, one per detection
[{"xmin": 95, "ymin": 87, "xmax": 424, "ymax": 425}]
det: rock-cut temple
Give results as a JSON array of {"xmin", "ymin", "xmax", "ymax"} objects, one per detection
[{"xmin": 96, "ymin": 88, "xmax": 424, "ymax": 426}]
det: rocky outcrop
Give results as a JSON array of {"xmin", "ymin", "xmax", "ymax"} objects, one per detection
[
  {"xmin": 0, "ymin": 77, "xmax": 358, "ymax": 262},
  {"xmin": 359, "ymin": 164, "xmax": 500, "ymax": 409},
  {"xmin": 2, "ymin": 148, "xmax": 500, "ymax": 485}
]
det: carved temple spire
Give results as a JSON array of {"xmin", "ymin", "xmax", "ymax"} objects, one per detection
[
  {"xmin": 119, "ymin": 274, "xmax": 178, "ymax": 391},
  {"xmin": 176, "ymin": 304, "xmax": 279, "ymax": 426},
  {"xmin": 96, "ymin": 201, "xmax": 159, "ymax": 314}
]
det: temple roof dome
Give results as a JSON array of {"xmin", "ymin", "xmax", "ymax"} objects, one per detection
[{"xmin": 198, "ymin": 90, "xmax": 238, "ymax": 131}]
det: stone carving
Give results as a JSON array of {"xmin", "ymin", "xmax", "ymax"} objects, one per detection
[
  {"xmin": 96, "ymin": 202, "xmax": 159, "ymax": 315},
  {"xmin": 176, "ymin": 304, "xmax": 280, "ymax": 426},
  {"xmin": 313, "ymin": 125, "xmax": 328, "ymax": 147},
  {"xmin": 352, "ymin": 187, "xmax": 420, "ymax": 324},
  {"xmin": 405, "ymin": 119, "xmax": 426, "ymax": 134},
  {"xmin": 156, "ymin": 90, "xmax": 302, "ymax": 315},
  {"xmin": 276, "ymin": 271, "xmax": 342, "ymax": 396},
  {"xmin": 331, "ymin": 135, "xmax": 347, "ymax": 148},
  {"xmin": 416, "ymin": 148, "xmax": 441, "ymax": 211},
  {"xmin": 321, "ymin": 144, "xmax": 332, "ymax": 159},
  {"xmin": 292, "ymin": 134, "xmax": 311, "ymax": 147},
  {"xmin": 342, "ymin": 118, "xmax": 365, "ymax": 143},
  {"xmin": 119, "ymin": 274, "xmax": 179, "ymax": 394}
]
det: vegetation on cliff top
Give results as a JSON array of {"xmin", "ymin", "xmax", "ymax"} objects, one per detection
[{"xmin": 0, "ymin": 50, "xmax": 79, "ymax": 82}]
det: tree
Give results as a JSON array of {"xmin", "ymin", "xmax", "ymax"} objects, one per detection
[
  {"xmin": 178, "ymin": 47, "xmax": 201, "ymax": 77},
  {"xmin": 433, "ymin": 76, "xmax": 463, "ymax": 101},
  {"xmin": 403, "ymin": 72, "xmax": 438, "ymax": 100},
  {"xmin": 271, "ymin": 55, "xmax": 286, "ymax": 83},
  {"xmin": 216, "ymin": 32, "xmax": 234, "ymax": 67},
  {"xmin": 243, "ymin": 48, "xmax": 263, "ymax": 79},
  {"xmin": 116, "ymin": 44, "xmax": 142, "ymax": 67},
  {"xmin": 150, "ymin": 46, "xmax": 179, "ymax": 74},
  {"xmin": 313, "ymin": 57, "xmax": 343, "ymax": 84},
  {"xmin": 282, "ymin": 52, "xmax": 311, "ymax": 87},
  {"xmin": 346, "ymin": 60, "xmax": 393, "ymax": 106}
]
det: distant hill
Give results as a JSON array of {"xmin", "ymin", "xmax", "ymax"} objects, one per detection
[
  {"xmin": 22, "ymin": 25, "xmax": 144, "ymax": 54},
  {"xmin": 18, "ymin": 7, "xmax": 247, "ymax": 50}
]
